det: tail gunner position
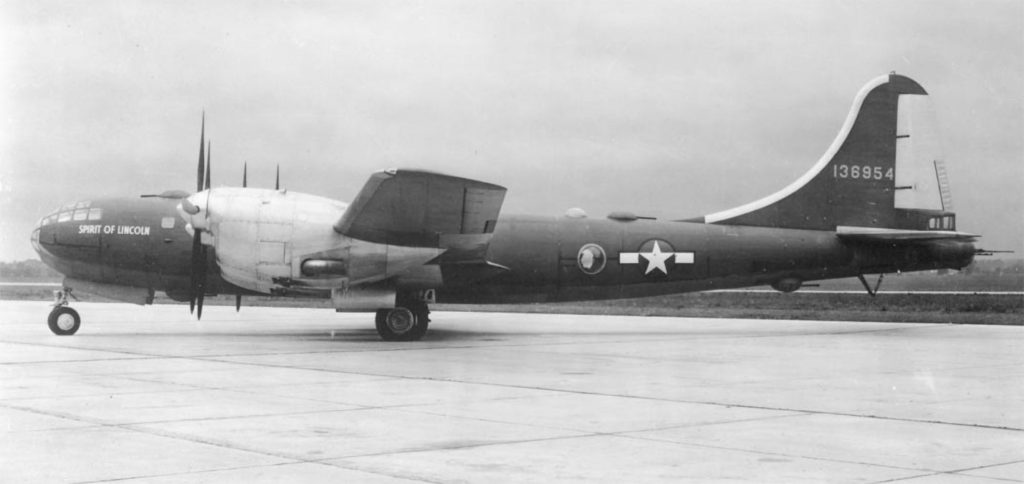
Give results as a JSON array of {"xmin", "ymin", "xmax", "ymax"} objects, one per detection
[{"xmin": 31, "ymin": 74, "xmax": 980, "ymax": 340}]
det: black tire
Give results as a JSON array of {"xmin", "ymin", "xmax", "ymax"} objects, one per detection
[
  {"xmin": 48, "ymin": 307, "xmax": 80, "ymax": 336},
  {"xmin": 408, "ymin": 304, "xmax": 430, "ymax": 340},
  {"xmin": 375, "ymin": 307, "xmax": 427, "ymax": 341}
]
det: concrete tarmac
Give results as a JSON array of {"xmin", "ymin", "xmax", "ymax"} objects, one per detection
[{"xmin": 1, "ymin": 301, "xmax": 1021, "ymax": 483}]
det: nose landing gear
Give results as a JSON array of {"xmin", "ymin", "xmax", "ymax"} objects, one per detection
[{"xmin": 48, "ymin": 288, "xmax": 81, "ymax": 335}]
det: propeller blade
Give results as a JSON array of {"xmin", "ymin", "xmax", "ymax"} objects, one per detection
[
  {"xmin": 235, "ymin": 293, "xmax": 242, "ymax": 312},
  {"xmin": 196, "ymin": 245, "xmax": 208, "ymax": 320},
  {"xmin": 197, "ymin": 113, "xmax": 205, "ymax": 192},
  {"xmin": 189, "ymin": 231, "xmax": 201, "ymax": 314},
  {"xmin": 242, "ymin": 162, "xmax": 247, "ymax": 188},
  {"xmin": 275, "ymin": 164, "xmax": 280, "ymax": 190},
  {"xmin": 189, "ymin": 113, "xmax": 210, "ymax": 320},
  {"xmin": 204, "ymin": 141, "xmax": 211, "ymax": 190}
]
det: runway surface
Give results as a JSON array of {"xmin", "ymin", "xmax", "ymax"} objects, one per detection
[{"xmin": 1, "ymin": 301, "xmax": 1022, "ymax": 483}]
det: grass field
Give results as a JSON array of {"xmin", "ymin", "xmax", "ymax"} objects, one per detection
[{"xmin": 454, "ymin": 292, "xmax": 1022, "ymax": 326}]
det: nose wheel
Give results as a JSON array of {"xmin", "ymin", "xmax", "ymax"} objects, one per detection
[
  {"xmin": 48, "ymin": 288, "xmax": 81, "ymax": 336},
  {"xmin": 48, "ymin": 306, "xmax": 81, "ymax": 335}
]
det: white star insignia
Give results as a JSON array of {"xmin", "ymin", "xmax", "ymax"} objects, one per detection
[
  {"xmin": 618, "ymin": 242, "xmax": 694, "ymax": 276},
  {"xmin": 640, "ymin": 241, "xmax": 673, "ymax": 275}
]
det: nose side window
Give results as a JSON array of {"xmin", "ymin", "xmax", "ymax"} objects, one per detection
[
  {"xmin": 161, "ymin": 217, "xmax": 176, "ymax": 229},
  {"xmin": 88, "ymin": 208, "xmax": 103, "ymax": 221}
]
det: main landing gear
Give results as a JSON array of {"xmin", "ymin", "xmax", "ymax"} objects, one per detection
[
  {"xmin": 375, "ymin": 298, "xmax": 431, "ymax": 341},
  {"xmin": 48, "ymin": 288, "xmax": 81, "ymax": 336}
]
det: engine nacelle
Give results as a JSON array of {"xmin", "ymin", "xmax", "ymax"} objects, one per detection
[
  {"xmin": 180, "ymin": 187, "xmax": 445, "ymax": 295},
  {"xmin": 183, "ymin": 187, "xmax": 348, "ymax": 294}
]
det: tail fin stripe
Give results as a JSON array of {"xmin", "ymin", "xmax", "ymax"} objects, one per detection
[{"xmin": 704, "ymin": 75, "xmax": 889, "ymax": 224}]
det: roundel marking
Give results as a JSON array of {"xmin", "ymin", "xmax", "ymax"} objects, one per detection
[
  {"xmin": 577, "ymin": 243, "xmax": 607, "ymax": 275},
  {"xmin": 618, "ymin": 239, "xmax": 695, "ymax": 276}
]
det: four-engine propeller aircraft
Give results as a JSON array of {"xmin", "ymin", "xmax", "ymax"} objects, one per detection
[{"xmin": 31, "ymin": 73, "xmax": 979, "ymax": 340}]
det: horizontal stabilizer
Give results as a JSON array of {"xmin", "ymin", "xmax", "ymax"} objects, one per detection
[
  {"xmin": 335, "ymin": 169, "xmax": 506, "ymax": 247},
  {"xmin": 835, "ymin": 225, "xmax": 978, "ymax": 242}
]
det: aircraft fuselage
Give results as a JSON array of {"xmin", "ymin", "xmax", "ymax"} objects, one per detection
[
  {"xmin": 32, "ymin": 193, "xmax": 974, "ymax": 305},
  {"xmin": 30, "ymin": 74, "xmax": 981, "ymax": 341}
]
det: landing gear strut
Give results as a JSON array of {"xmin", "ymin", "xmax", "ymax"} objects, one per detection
[
  {"xmin": 48, "ymin": 288, "xmax": 81, "ymax": 335},
  {"xmin": 856, "ymin": 273, "xmax": 885, "ymax": 297}
]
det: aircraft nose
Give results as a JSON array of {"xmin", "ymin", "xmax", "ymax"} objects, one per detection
[
  {"xmin": 32, "ymin": 200, "xmax": 105, "ymax": 255},
  {"xmin": 31, "ymin": 202, "xmax": 76, "ymax": 259},
  {"xmin": 32, "ymin": 212, "xmax": 57, "ymax": 254}
]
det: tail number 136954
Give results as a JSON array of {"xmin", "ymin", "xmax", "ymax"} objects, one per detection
[{"xmin": 833, "ymin": 164, "xmax": 894, "ymax": 180}]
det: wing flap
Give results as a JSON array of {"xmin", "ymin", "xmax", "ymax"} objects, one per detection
[{"xmin": 335, "ymin": 169, "xmax": 507, "ymax": 248}]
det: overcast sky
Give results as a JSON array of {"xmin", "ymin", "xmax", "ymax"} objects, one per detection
[{"xmin": 1, "ymin": 0, "xmax": 1021, "ymax": 262}]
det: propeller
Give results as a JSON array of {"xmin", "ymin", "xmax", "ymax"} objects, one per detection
[
  {"xmin": 275, "ymin": 164, "xmax": 280, "ymax": 190},
  {"xmin": 189, "ymin": 114, "xmax": 210, "ymax": 320},
  {"xmin": 204, "ymin": 141, "xmax": 211, "ymax": 190}
]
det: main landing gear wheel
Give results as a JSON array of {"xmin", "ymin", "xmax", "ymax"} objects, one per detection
[
  {"xmin": 48, "ymin": 306, "xmax": 81, "ymax": 336},
  {"xmin": 375, "ymin": 306, "xmax": 429, "ymax": 341}
]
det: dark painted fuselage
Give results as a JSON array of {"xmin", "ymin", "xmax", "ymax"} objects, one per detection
[
  {"xmin": 32, "ymin": 197, "xmax": 226, "ymax": 302},
  {"xmin": 32, "ymin": 196, "xmax": 975, "ymax": 305},
  {"xmin": 438, "ymin": 214, "xmax": 974, "ymax": 303}
]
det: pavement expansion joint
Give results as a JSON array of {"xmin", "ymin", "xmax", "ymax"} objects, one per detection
[
  {"xmin": 623, "ymin": 432, "xmax": 950, "ymax": 475},
  {"xmin": 4, "ymin": 303, "xmax": 1021, "ymax": 483},
  {"xmin": 189, "ymin": 353, "xmax": 1024, "ymax": 432}
]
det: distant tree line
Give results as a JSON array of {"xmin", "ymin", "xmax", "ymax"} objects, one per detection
[
  {"xmin": 0, "ymin": 259, "xmax": 61, "ymax": 279},
  {"xmin": 963, "ymin": 258, "xmax": 1024, "ymax": 275}
]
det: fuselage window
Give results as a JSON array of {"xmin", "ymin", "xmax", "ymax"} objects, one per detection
[
  {"xmin": 928, "ymin": 218, "xmax": 937, "ymax": 229},
  {"xmin": 73, "ymin": 210, "xmax": 88, "ymax": 221},
  {"xmin": 88, "ymin": 208, "xmax": 103, "ymax": 221},
  {"xmin": 57, "ymin": 212, "xmax": 71, "ymax": 223},
  {"xmin": 161, "ymin": 217, "xmax": 176, "ymax": 229}
]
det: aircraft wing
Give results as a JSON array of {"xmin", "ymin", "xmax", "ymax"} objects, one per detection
[
  {"xmin": 334, "ymin": 169, "xmax": 507, "ymax": 250},
  {"xmin": 835, "ymin": 225, "xmax": 979, "ymax": 242}
]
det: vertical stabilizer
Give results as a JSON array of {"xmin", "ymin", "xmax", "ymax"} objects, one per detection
[{"xmin": 703, "ymin": 74, "xmax": 956, "ymax": 232}]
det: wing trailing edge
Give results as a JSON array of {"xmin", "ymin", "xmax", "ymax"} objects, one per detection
[{"xmin": 335, "ymin": 169, "xmax": 507, "ymax": 249}]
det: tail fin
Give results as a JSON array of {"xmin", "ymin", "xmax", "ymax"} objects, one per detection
[{"xmin": 703, "ymin": 73, "xmax": 959, "ymax": 233}]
